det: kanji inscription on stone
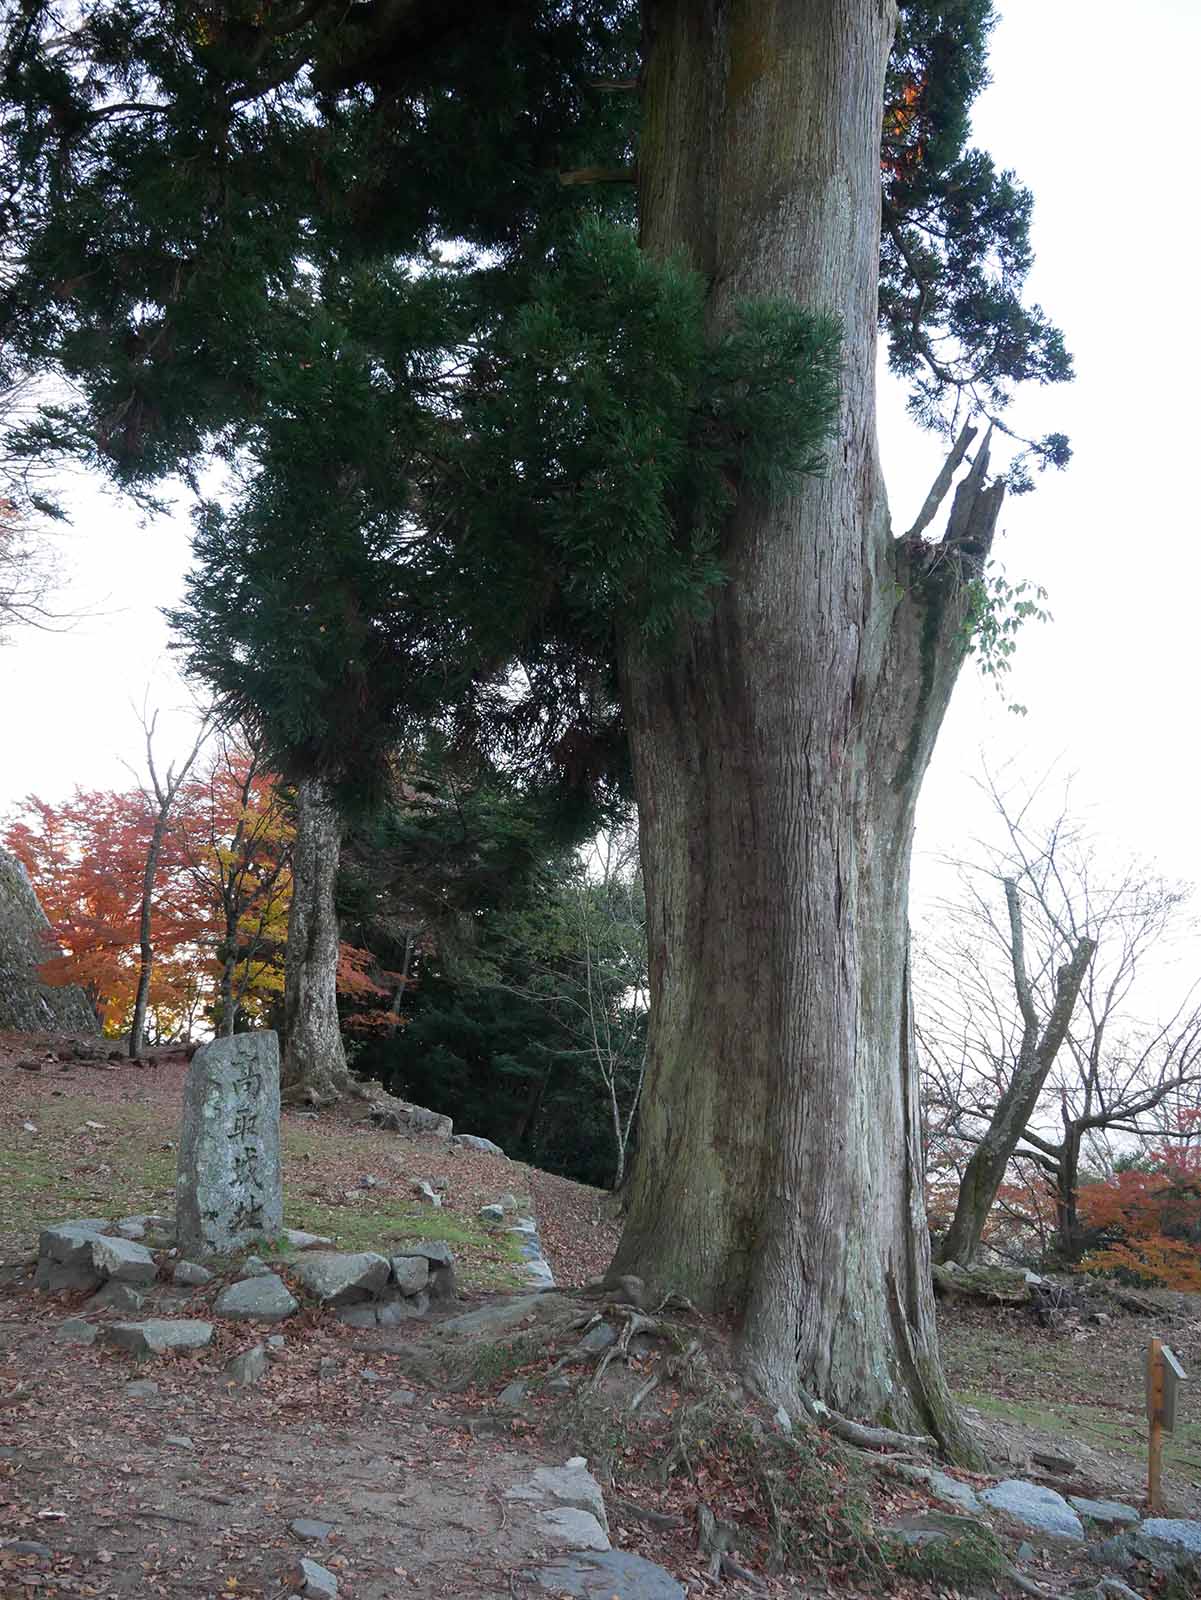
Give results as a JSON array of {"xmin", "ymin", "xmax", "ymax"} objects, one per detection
[{"xmin": 176, "ymin": 1032, "xmax": 283, "ymax": 1258}]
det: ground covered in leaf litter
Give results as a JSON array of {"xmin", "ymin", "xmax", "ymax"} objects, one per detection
[{"xmin": 1, "ymin": 1035, "xmax": 1199, "ymax": 1600}]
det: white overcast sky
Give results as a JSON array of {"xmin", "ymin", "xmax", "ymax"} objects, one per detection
[{"xmin": 1, "ymin": 0, "xmax": 1198, "ymax": 928}]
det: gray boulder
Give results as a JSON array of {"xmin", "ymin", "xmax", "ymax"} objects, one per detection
[
  {"xmin": 479, "ymin": 1204, "xmax": 506, "ymax": 1223},
  {"xmin": 39, "ymin": 1220, "xmax": 108, "ymax": 1265},
  {"xmin": 54, "ymin": 1318, "xmax": 97, "ymax": 1345},
  {"xmin": 86, "ymin": 1281, "xmax": 146, "ymax": 1313},
  {"xmin": 523, "ymin": 1552, "xmax": 684, "ymax": 1599},
  {"xmin": 389, "ymin": 1255, "xmax": 430, "ymax": 1295},
  {"xmin": 536, "ymin": 1508, "xmax": 609, "ymax": 1551},
  {"xmin": 104, "ymin": 1319, "xmax": 213, "ymax": 1356},
  {"xmin": 1070, "ymin": 1497, "xmax": 1140, "ymax": 1528},
  {"xmin": 980, "ymin": 1479, "xmax": 1083, "ymax": 1540},
  {"xmin": 507, "ymin": 1457, "xmax": 609, "ymax": 1534},
  {"xmin": 290, "ymin": 1519, "xmax": 334, "ymax": 1542},
  {"xmin": 214, "ymin": 1275, "xmax": 299, "ymax": 1323},
  {"xmin": 892, "ymin": 1463, "xmax": 981, "ymax": 1515},
  {"xmin": 90, "ymin": 1234, "xmax": 158, "ymax": 1284},
  {"xmin": 454, "ymin": 1133, "xmax": 506, "ymax": 1156},
  {"xmin": 291, "ymin": 1556, "xmax": 338, "ymax": 1599},
  {"xmin": 238, "ymin": 1255, "xmax": 273, "ymax": 1279},
  {"xmin": 389, "ymin": 1239, "xmax": 454, "ymax": 1267},
  {"xmin": 290, "ymin": 1251, "xmax": 389, "ymax": 1303},
  {"xmin": 173, "ymin": 1260, "xmax": 213, "ymax": 1288},
  {"xmin": 1100, "ymin": 1519, "xmax": 1201, "ymax": 1576},
  {"xmin": 369, "ymin": 1099, "xmax": 453, "ymax": 1138},
  {"xmin": 35, "ymin": 1260, "xmax": 102, "ymax": 1294},
  {"xmin": 281, "ymin": 1229, "xmax": 333, "ymax": 1249},
  {"xmin": 427, "ymin": 1263, "xmax": 457, "ymax": 1302}
]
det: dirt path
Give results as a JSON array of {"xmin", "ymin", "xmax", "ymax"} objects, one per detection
[{"xmin": 0, "ymin": 1288, "xmax": 647, "ymax": 1600}]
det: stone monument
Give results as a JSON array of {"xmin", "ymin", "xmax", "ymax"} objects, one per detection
[{"xmin": 176, "ymin": 1032, "xmax": 283, "ymax": 1258}]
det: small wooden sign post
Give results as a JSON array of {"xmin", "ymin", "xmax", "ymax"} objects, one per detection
[{"xmin": 1146, "ymin": 1338, "xmax": 1188, "ymax": 1513}]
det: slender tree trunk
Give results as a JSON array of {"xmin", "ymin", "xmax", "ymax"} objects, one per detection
[
  {"xmin": 281, "ymin": 776, "xmax": 351, "ymax": 1105},
  {"xmin": 937, "ymin": 888, "xmax": 1094, "ymax": 1265},
  {"xmin": 610, "ymin": 0, "xmax": 1000, "ymax": 1456},
  {"xmin": 1053, "ymin": 1124, "xmax": 1084, "ymax": 1260},
  {"xmin": 128, "ymin": 810, "xmax": 169, "ymax": 1057}
]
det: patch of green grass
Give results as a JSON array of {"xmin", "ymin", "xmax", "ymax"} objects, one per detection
[
  {"xmin": 6, "ymin": 1090, "xmax": 530, "ymax": 1292},
  {"xmin": 2, "ymin": 1098, "xmax": 175, "ymax": 1235},
  {"xmin": 889, "ymin": 1523, "xmax": 1007, "ymax": 1591},
  {"xmin": 957, "ymin": 1387, "xmax": 1201, "ymax": 1476}
]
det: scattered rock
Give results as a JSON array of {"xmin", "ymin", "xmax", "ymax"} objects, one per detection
[
  {"xmin": 980, "ymin": 1479, "xmax": 1084, "ymax": 1541},
  {"xmin": 2, "ymin": 1541, "xmax": 55, "ymax": 1561},
  {"xmin": 290, "ymin": 1556, "xmax": 338, "ymax": 1599},
  {"xmin": 479, "ymin": 1204, "xmax": 506, "ymax": 1223},
  {"xmin": 318, "ymin": 1358, "xmax": 340, "ymax": 1379},
  {"xmin": 38, "ymin": 1219, "xmax": 108, "ymax": 1265},
  {"xmin": 225, "ymin": 1345, "xmax": 269, "ymax": 1386},
  {"xmin": 290, "ymin": 1251, "xmax": 390, "ymax": 1304},
  {"xmin": 215, "ymin": 1275, "xmax": 299, "ymax": 1323},
  {"xmin": 359, "ymin": 1175, "xmax": 379, "ymax": 1189},
  {"xmin": 173, "ymin": 1260, "xmax": 213, "ymax": 1288},
  {"xmin": 436, "ymin": 1293, "xmax": 555, "ymax": 1338},
  {"xmin": 123, "ymin": 1380, "xmax": 160, "ymax": 1399},
  {"xmin": 35, "ymin": 1260, "xmax": 103, "ymax": 1294},
  {"xmin": 508, "ymin": 1458, "xmax": 609, "ymax": 1533},
  {"xmin": 369, "ymin": 1099, "xmax": 453, "ymax": 1138},
  {"xmin": 427, "ymin": 1263, "xmax": 457, "ymax": 1302},
  {"xmin": 389, "ymin": 1255, "xmax": 430, "ymax": 1295},
  {"xmin": 1099, "ymin": 1519, "xmax": 1201, "ymax": 1576},
  {"xmin": 498, "ymin": 1381, "xmax": 528, "ymax": 1407},
  {"xmin": 290, "ymin": 1518, "xmax": 334, "ymax": 1542},
  {"xmin": 238, "ymin": 1254, "xmax": 273, "ymax": 1279},
  {"xmin": 546, "ymin": 1376, "xmax": 573, "ymax": 1395},
  {"xmin": 54, "ymin": 1318, "xmax": 98, "ymax": 1345},
  {"xmin": 104, "ymin": 1319, "xmax": 214, "ymax": 1357},
  {"xmin": 523, "ymin": 1551, "xmax": 683, "ymax": 1598},
  {"xmin": 412, "ymin": 1180, "xmax": 442, "ymax": 1207},
  {"xmin": 1070, "ymin": 1497, "xmax": 1141, "ymax": 1528},
  {"xmin": 389, "ymin": 1239, "xmax": 454, "ymax": 1267},
  {"xmin": 374, "ymin": 1292, "xmax": 429, "ymax": 1326},
  {"xmin": 454, "ymin": 1134, "xmax": 506, "ymax": 1156},
  {"xmin": 86, "ymin": 1280, "xmax": 146, "ymax": 1313},
  {"xmin": 537, "ymin": 1507, "xmax": 610, "ymax": 1551},
  {"xmin": 281, "ymin": 1229, "xmax": 333, "ymax": 1249},
  {"xmin": 387, "ymin": 1389, "xmax": 417, "ymax": 1406},
  {"xmin": 164, "ymin": 1434, "xmax": 193, "ymax": 1449},
  {"xmin": 892, "ymin": 1463, "xmax": 982, "ymax": 1515},
  {"xmin": 90, "ymin": 1234, "xmax": 158, "ymax": 1283}
]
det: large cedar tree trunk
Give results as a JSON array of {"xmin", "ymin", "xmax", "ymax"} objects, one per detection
[
  {"xmin": 611, "ymin": 0, "xmax": 1002, "ymax": 1455},
  {"xmin": 281, "ymin": 777, "xmax": 352, "ymax": 1105}
]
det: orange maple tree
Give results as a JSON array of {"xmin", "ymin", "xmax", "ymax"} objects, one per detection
[
  {"xmin": 3, "ymin": 738, "xmax": 295, "ymax": 1040},
  {"xmin": 1078, "ymin": 1122, "xmax": 1201, "ymax": 1291}
]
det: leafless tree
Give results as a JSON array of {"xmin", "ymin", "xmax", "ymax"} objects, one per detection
[
  {"xmin": 920, "ymin": 773, "xmax": 1201, "ymax": 1264},
  {"xmin": 125, "ymin": 702, "xmax": 212, "ymax": 1057}
]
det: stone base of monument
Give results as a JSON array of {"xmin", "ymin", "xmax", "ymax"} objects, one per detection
[{"xmin": 34, "ymin": 1212, "xmax": 459, "ymax": 1333}]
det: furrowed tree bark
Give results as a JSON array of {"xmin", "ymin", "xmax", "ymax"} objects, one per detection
[
  {"xmin": 281, "ymin": 776, "xmax": 352, "ymax": 1105},
  {"xmin": 936, "ymin": 884, "xmax": 1095, "ymax": 1266},
  {"xmin": 610, "ymin": 0, "xmax": 1003, "ymax": 1457}
]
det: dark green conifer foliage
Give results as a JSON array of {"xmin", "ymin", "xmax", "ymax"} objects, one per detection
[{"xmin": 0, "ymin": 0, "xmax": 1070, "ymax": 795}]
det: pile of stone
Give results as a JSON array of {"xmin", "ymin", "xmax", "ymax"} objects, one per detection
[
  {"xmin": 36, "ymin": 1214, "xmax": 173, "ymax": 1297},
  {"xmin": 284, "ymin": 1240, "xmax": 458, "ymax": 1328}
]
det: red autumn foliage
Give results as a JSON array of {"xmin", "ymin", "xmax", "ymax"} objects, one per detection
[{"xmin": 1079, "ymin": 1115, "xmax": 1201, "ymax": 1290}]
